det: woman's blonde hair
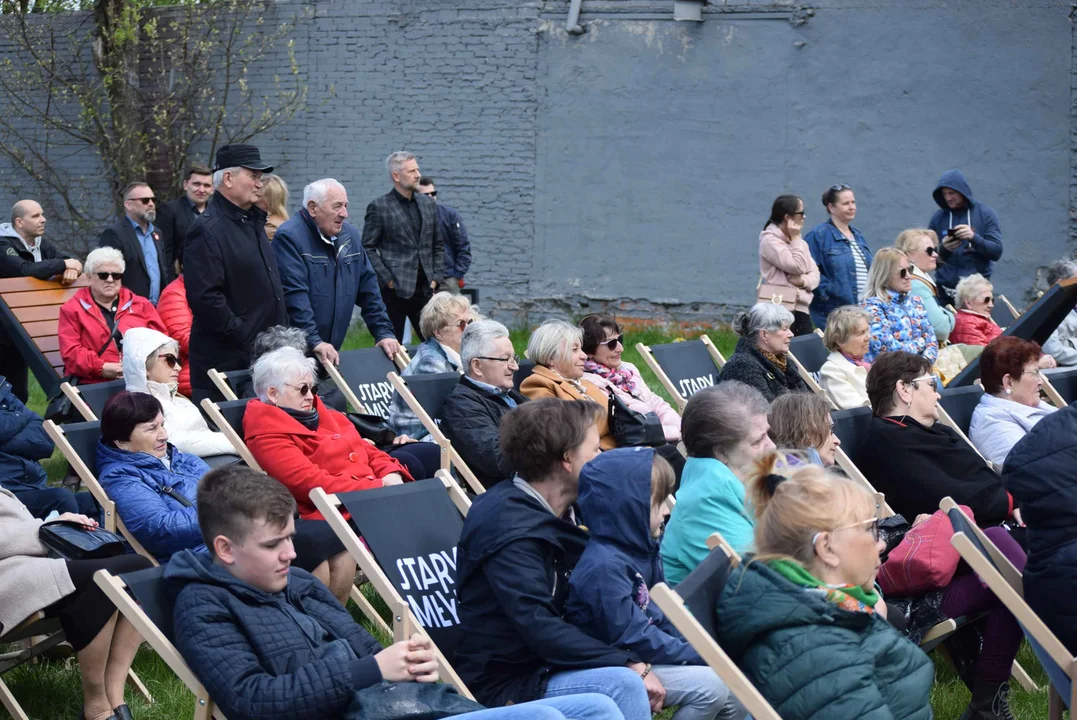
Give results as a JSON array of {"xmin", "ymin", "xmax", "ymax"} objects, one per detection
[
  {"xmin": 262, "ymin": 174, "xmax": 290, "ymax": 220},
  {"xmin": 822, "ymin": 305, "xmax": 870, "ymax": 353},
  {"xmin": 747, "ymin": 452, "xmax": 877, "ymax": 568},
  {"xmin": 955, "ymin": 273, "xmax": 993, "ymax": 311},
  {"xmin": 893, "ymin": 227, "xmax": 938, "ymax": 257},
  {"xmin": 526, "ymin": 319, "xmax": 583, "ymax": 369},
  {"xmin": 864, "ymin": 247, "xmax": 907, "ymax": 303},
  {"xmin": 419, "ymin": 291, "xmax": 472, "ymax": 339}
]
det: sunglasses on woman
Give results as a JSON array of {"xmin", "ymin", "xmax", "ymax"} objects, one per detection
[
  {"xmin": 907, "ymin": 373, "xmax": 938, "ymax": 391},
  {"xmin": 452, "ymin": 319, "xmax": 475, "ymax": 332},
  {"xmin": 603, "ymin": 334, "xmax": 624, "ymax": 351},
  {"xmin": 95, "ymin": 272, "xmax": 123, "ymax": 281},
  {"xmin": 898, "ymin": 268, "xmax": 909, "ymax": 279},
  {"xmin": 157, "ymin": 353, "xmax": 180, "ymax": 368},
  {"xmin": 925, "ymin": 246, "xmax": 938, "ymax": 256},
  {"xmin": 285, "ymin": 382, "xmax": 319, "ymax": 396}
]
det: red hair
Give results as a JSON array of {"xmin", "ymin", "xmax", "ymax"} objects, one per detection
[{"xmin": 980, "ymin": 336, "xmax": 1041, "ymax": 394}]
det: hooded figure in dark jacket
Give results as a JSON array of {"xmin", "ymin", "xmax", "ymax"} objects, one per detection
[
  {"xmin": 928, "ymin": 169, "xmax": 1003, "ymax": 292},
  {"xmin": 1002, "ymin": 403, "xmax": 1077, "ymax": 655}
]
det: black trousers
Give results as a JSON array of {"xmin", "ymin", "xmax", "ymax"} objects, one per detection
[
  {"xmin": 44, "ymin": 554, "xmax": 153, "ymax": 651},
  {"xmin": 382, "ymin": 269, "xmax": 434, "ymax": 342}
]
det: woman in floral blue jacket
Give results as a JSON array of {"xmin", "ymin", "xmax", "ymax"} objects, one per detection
[{"xmin": 861, "ymin": 248, "xmax": 938, "ymax": 364}]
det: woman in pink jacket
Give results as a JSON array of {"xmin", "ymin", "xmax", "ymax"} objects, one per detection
[{"xmin": 758, "ymin": 194, "xmax": 821, "ymax": 336}]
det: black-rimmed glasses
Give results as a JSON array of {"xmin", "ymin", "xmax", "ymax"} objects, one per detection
[{"xmin": 477, "ymin": 355, "xmax": 520, "ymax": 365}]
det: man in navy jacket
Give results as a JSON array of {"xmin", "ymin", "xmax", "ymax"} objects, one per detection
[
  {"xmin": 273, "ymin": 178, "xmax": 399, "ymax": 368},
  {"xmin": 928, "ymin": 169, "xmax": 1003, "ymax": 300}
]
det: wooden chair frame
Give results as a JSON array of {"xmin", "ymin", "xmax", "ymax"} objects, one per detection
[
  {"xmin": 785, "ymin": 350, "xmax": 837, "ymax": 410},
  {"xmin": 198, "ymin": 399, "xmax": 263, "ymax": 471},
  {"xmin": 393, "ymin": 346, "xmax": 412, "ymax": 372},
  {"xmin": 207, "ymin": 369, "xmax": 239, "ymax": 402},
  {"xmin": 320, "ymin": 358, "xmax": 378, "ymax": 416},
  {"xmin": 386, "ymin": 371, "xmax": 485, "ymax": 495},
  {"xmin": 0, "ymin": 614, "xmax": 68, "ymax": 720},
  {"xmin": 998, "ymin": 294, "xmax": 1021, "ymax": 321},
  {"xmin": 1039, "ymin": 368, "xmax": 1077, "ymax": 409},
  {"xmin": 94, "ymin": 570, "xmax": 225, "ymax": 720},
  {"xmin": 935, "ymin": 403, "xmax": 988, "ymax": 463},
  {"xmin": 60, "ymin": 381, "xmax": 100, "ymax": 421},
  {"xmin": 635, "ymin": 334, "xmax": 725, "ymax": 413},
  {"xmin": 309, "ymin": 479, "xmax": 475, "ymax": 699}
]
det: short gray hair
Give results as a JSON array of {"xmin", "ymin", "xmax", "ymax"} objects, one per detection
[
  {"xmin": 386, "ymin": 152, "xmax": 416, "ymax": 177},
  {"xmin": 252, "ymin": 346, "xmax": 317, "ymax": 403},
  {"xmin": 419, "ymin": 291, "xmax": 471, "ymax": 338},
  {"xmin": 682, "ymin": 381, "xmax": 770, "ymax": 459},
  {"xmin": 251, "ymin": 326, "xmax": 309, "ymax": 366},
  {"xmin": 1045, "ymin": 258, "xmax": 1077, "ymax": 287},
  {"xmin": 84, "ymin": 246, "xmax": 125, "ymax": 275},
  {"xmin": 212, "ymin": 166, "xmax": 242, "ymax": 189},
  {"xmin": 823, "ymin": 306, "xmax": 871, "ymax": 353},
  {"xmin": 732, "ymin": 302, "xmax": 794, "ymax": 343},
  {"xmin": 303, "ymin": 178, "xmax": 346, "ymax": 208},
  {"xmin": 526, "ymin": 319, "xmax": 582, "ymax": 368},
  {"xmin": 955, "ymin": 273, "xmax": 993, "ymax": 310},
  {"xmin": 461, "ymin": 320, "xmax": 510, "ymax": 374}
]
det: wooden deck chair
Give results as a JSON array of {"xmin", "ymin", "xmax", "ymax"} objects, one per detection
[
  {"xmin": 387, "ymin": 371, "xmax": 485, "ymax": 495},
  {"xmin": 650, "ymin": 540, "xmax": 782, "ymax": 720},
  {"xmin": 943, "ymin": 499, "xmax": 1047, "ymax": 696},
  {"xmin": 206, "ymin": 368, "xmax": 251, "ymax": 403},
  {"xmin": 43, "ymin": 419, "xmax": 159, "ymax": 563},
  {"xmin": 787, "ymin": 333, "xmax": 837, "ymax": 409},
  {"xmin": 513, "ymin": 359, "xmax": 535, "ymax": 392},
  {"xmin": 0, "ymin": 276, "xmax": 89, "ymax": 398},
  {"xmin": 636, "ymin": 335, "xmax": 726, "ymax": 413},
  {"xmin": 199, "ymin": 398, "xmax": 262, "ymax": 471},
  {"xmin": 990, "ymin": 300, "xmax": 1014, "ymax": 329},
  {"xmin": 935, "ymin": 399, "xmax": 988, "ymax": 463},
  {"xmin": 309, "ymin": 477, "xmax": 475, "ymax": 699},
  {"xmin": 393, "ymin": 345, "xmax": 412, "ymax": 372},
  {"xmin": 326, "ymin": 347, "xmax": 399, "ymax": 418},
  {"xmin": 95, "ymin": 567, "xmax": 226, "ymax": 719},
  {"xmin": 0, "ymin": 613, "xmax": 67, "ymax": 720},
  {"xmin": 1040, "ymin": 367, "xmax": 1077, "ymax": 408},
  {"xmin": 828, "ymin": 407, "xmax": 894, "ymax": 514},
  {"xmin": 937, "ymin": 384, "xmax": 984, "ymax": 439},
  {"xmin": 997, "ymin": 294, "xmax": 1022, "ymax": 322},
  {"xmin": 61, "ymin": 378, "xmax": 127, "ymax": 421}
]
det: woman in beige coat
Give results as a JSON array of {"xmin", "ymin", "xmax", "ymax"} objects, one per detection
[
  {"xmin": 758, "ymin": 194, "xmax": 820, "ymax": 336},
  {"xmin": 0, "ymin": 489, "xmax": 151, "ymax": 720}
]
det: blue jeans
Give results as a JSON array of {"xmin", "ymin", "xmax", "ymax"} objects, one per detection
[
  {"xmin": 652, "ymin": 664, "xmax": 747, "ymax": 720},
  {"xmin": 455, "ymin": 694, "xmax": 625, "ymax": 720},
  {"xmin": 544, "ymin": 666, "xmax": 650, "ymax": 720}
]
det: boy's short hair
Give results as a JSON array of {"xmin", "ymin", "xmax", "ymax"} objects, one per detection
[
  {"xmin": 197, "ymin": 465, "xmax": 296, "ymax": 555},
  {"xmin": 650, "ymin": 452, "xmax": 675, "ymax": 507}
]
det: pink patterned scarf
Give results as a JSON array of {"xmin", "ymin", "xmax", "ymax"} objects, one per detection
[{"xmin": 584, "ymin": 359, "xmax": 637, "ymax": 395}]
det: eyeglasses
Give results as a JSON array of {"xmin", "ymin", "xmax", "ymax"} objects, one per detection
[
  {"xmin": 284, "ymin": 382, "xmax": 318, "ymax": 396},
  {"xmin": 476, "ymin": 355, "xmax": 520, "ymax": 365},
  {"xmin": 603, "ymin": 334, "xmax": 624, "ymax": 351},
  {"xmin": 925, "ymin": 246, "xmax": 938, "ymax": 256},
  {"xmin": 157, "ymin": 353, "xmax": 180, "ymax": 368},
  {"xmin": 898, "ymin": 267, "xmax": 910, "ymax": 279},
  {"xmin": 833, "ymin": 516, "xmax": 881, "ymax": 542},
  {"xmin": 95, "ymin": 272, "xmax": 123, "ymax": 281},
  {"xmin": 907, "ymin": 374, "xmax": 938, "ymax": 391},
  {"xmin": 1020, "ymin": 368, "xmax": 1041, "ymax": 379},
  {"xmin": 452, "ymin": 318, "xmax": 475, "ymax": 332},
  {"xmin": 128, "ymin": 197, "xmax": 155, "ymax": 205},
  {"xmin": 426, "ymin": 191, "xmax": 437, "ymax": 198}
]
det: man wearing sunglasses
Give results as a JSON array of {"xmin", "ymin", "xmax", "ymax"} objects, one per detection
[
  {"xmin": 97, "ymin": 181, "xmax": 172, "ymax": 305},
  {"xmin": 417, "ymin": 177, "xmax": 471, "ymax": 294},
  {"xmin": 927, "ymin": 169, "xmax": 1003, "ymax": 306}
]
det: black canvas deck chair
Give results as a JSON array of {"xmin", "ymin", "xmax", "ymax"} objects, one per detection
[
  {"xmin": 636, "ymin": 335, "xmax": 726, "ymax": 412},
  {"xmin": 61, "ymin": 378, "xmax": 127, "ymax": 422},
  {"xmin": 1041, "ymin": 367, "xmax": 1077, "ymax": 408},
  {"xmin": 320, "ymin": 347, "xmax": 399, "ymax": 419},
  {"xmin": 787, "ymin": 331, "xmax": 836, "ymax": 408},
  {"xmin": 387, "ymin": 371, "xmax": 485, "ymax": 494},
  {"xmin": 997, "ymin": 294, "xmax": 1022, "ymax": 322},
  {"xmin": 827, "ymin": 406, "xmax": 892, "ymax": 512},
  {"xmin": 310, "ymin": 475, "xmax": 474, "ymax": 699},
  {"xmin": 0, "ymin": 613, "xmax": 66, "ymax": 719},
  {"xmin": 0, "ymin": 275, "xmax": 89, "ymax": 398},
  {"xmin": 206, "ymin": 368, "xmax": 252, "ymax": 403},
  {"xmin": 649, "ymin": 536, "xmax": 782, "ymax": 720},
  {"xmin": 95, "ymin": 567, "xmax": 226, "ymax": 719},
  {"xmin": 199, "ymin": 398, "xmax": 262, "ymax": 471},
  {"xmin": 937, "ymin": 384, "xmax": 985, "ymax": 439},
  {"xmin": 513, "ymin": 359, "xmax": 535, "ymax": 392}
]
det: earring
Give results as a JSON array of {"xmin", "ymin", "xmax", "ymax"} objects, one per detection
[{"xmin": 1005, "ymin": 388, "xmax": 1012, "ymax": 395}]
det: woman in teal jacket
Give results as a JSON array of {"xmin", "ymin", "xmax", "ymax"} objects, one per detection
[
  {"xmin": 660, "ymin": 381, "xmax": 775, "ymax": 586},
  {"xmin": 895, "ymin": 227, "xmax": 955, "ymax": 343},
  {"xmin": 715, "ymin": 453, "xmax": 933, "ymax": 720}
]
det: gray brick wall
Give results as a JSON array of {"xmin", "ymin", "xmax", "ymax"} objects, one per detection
[{"xmin": 1, "ymin": 0, "xmax": 1074, "ymax": 324}]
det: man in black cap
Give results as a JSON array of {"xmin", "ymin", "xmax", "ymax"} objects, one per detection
[{"xmin": 184, "ymin": 144, "xmax": 289, "ymax": 403}]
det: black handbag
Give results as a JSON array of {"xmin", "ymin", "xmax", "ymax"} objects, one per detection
[
  {"xmin": 39, "ymin": 521, "xmax": 125, "ymax": 560},
  {"xmin": 345, "ymin": 682, "xmax": 486, "ymax": 720},
  {"xmin": 606, "ymin": 388, "xmax": 666, "ymax": 447},
  {"xmin": 346, "ymin": 412, "xmax": 398, "ymax": 447}
]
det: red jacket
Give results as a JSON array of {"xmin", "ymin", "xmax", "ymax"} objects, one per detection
[
  {"xmin": 157, "ymin": 275, "xmax": 192, "ymax": 397},
  {"xmin": 57, "ymin": 286, "xmax": 166, "ymax": 383},
  {"xmin": 243, "ymin": 397, "xmax": 412, "ymax": 520},
  {"xmin": 950, "ymin": 309, "xmax": 1002, "ymax": 347}
]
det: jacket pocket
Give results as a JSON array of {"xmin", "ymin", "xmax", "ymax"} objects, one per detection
[{"xmin": 303, "ymin": 255, "xmax": 332, "ymax": 298}]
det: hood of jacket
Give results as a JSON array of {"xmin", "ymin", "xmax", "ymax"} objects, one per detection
[
  {"xmin": 0, "ymin": 223, "xmax": 23, "ymax": 241},
  {"xmin": 164, "ymin": 547, "xmax": 318, "ymax": 606},
  {"xmin": 122, "ymin": 327, "xmax": 178, "ymax": 394},
  {"xmin": 577, "ymin": 447, "xmax": 658, "ymax": 564},
  {"xmin": 932, "ymin": 169, "xmax": 976, "ymax": 210},
  {"xmin": 243, "ymin": 396, "xmax": 327, "ymax": 440}
]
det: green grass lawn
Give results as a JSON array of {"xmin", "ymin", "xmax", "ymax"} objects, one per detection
[{"xmin": 4, "ymin": 321, "xmax": 1061, "ymax": 719}]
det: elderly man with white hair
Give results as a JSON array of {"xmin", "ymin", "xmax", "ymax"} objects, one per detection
[
  {"xmin": 273, "ymin": 177, "xmax": 399, "ymax": 370},
  {"xmin": 361, "ymin": 151, "xmax": 443, "ymax": 342},
  {"xmin": 440, "ymin": 320, "xmax": 528, "ymax": 488},
  {"xmin": 58, "ymin": 246, "xmax": 166, "ymax": 384}
]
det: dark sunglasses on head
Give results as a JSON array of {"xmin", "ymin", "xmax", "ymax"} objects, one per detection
[
  {"xmin": 157, "ymin": 353, "xmax": 180, "ymax": 368},
  {"xmin": 95, "ymin": 272, "xmax": 123, "ymax": 281},
  {"xmin": 603, "ymin": 334, "xmax": 624, "ymax": 351},
  {"xmin": 925, "ymin": 246, "xmax": 938, "ymax": 256},
  {"xmin": 829, "ymin": 183, "xmax": 852, "ymax": 193},
  {"xmin": 285, "ymin": 382, "xmax": 318, "ymax": 396},
  {"xmin": 128, "ymin": 197, "xmax": 155, "ymax": 205}
]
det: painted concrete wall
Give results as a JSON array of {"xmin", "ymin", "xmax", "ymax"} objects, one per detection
[{"xmin": 0, "ymin": 0, "xmax": 1072, "ymax": 323}]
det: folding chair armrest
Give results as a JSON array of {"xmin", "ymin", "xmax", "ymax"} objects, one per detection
[{"xmin": 61, "ymin": 382, "xmax": 97, "ymax": 422}]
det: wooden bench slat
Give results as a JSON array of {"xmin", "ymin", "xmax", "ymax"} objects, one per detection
[
  {"xmin": 0, "ymin": 276, "xmax": 87, "ymax": 292},
  {"xmin": 35, "ymin": 336, "xmax": 60, "ymax": 352},
  {"xmin": 45, "ymin": 351, "xmax": 63, "ymax": 366},
  {"xmin": 23, "ymin": 319, "xmax": 59, "ymax": 337},
  {"xmin": 2, "ymin": 288, "xmax": 81, "ymax": 308},
  {"xmin": 12, "ymin": 305, "xmax": 63, "ymax": 323}
]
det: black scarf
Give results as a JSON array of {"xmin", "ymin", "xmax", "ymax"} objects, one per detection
[{"xmin": 282, "ymin": 405, "xmax": 319, "ymax": 431}]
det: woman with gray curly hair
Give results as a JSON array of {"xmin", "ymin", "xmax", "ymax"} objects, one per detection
[{"xmin": 716, "ymin": 302, "xmax": 807, "ymax": 402}]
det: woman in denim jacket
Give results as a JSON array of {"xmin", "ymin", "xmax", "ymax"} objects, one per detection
[
  {"xmin": 805, "ymin": 184, "xmax": 873, "ymax": 329},
  {"xmin": 861, "ymin": 248, "xmax": 938, "ymax": 364}
]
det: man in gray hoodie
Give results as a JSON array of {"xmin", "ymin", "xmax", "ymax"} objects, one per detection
[{"xmin": 0, "ymin": 199, "xmax": 82, "ymax": 401}]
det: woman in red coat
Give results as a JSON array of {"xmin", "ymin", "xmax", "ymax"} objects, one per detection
[
  {"xmin": 244, "ymin": 346, "xmax": 413, "ymax": 521},
  {"xmin": 949, "ymin": 273, "xmax": 1003, "ymax": 346},
  {"xmin": 156, "ymin": 254, "xmax": 192, "ymax": 396},
  {"xmin": 57, "ymin": 247, "xmax": 165, "ymax": 384}
]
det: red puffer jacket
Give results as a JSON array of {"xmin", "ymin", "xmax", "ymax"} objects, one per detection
[
  {"xmin": 243, "ymin": 396, "xmax": 412, "ymax": 520},
  {"xmin": 950, "ymin": 309, "xmax": 1002, "ymax": 346},
  {"xmin": 57, "ymin": 286, "xmax": 166, "ymax": 383},
  {"xmin": 156, "ymin": 276, "xmax": 192, "ymax": 397}
]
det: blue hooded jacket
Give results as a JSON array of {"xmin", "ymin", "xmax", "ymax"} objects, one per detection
[
  {"xmin": 96, "ymin": 440, "xmax": 210, "ymax": 561},
  {"xmin": 928, "ymin": 170, "xmax": 1003, "ymax": 289},
  {"xmin": 565, "ymin": 447, "xmax": 701, "ymax": 666},
  {"xmin": 0, "ymin": 375, "xmax": 52, "ymax": 492}
]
